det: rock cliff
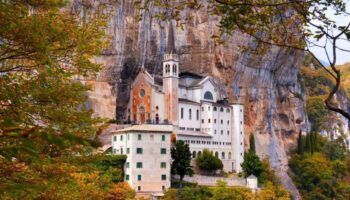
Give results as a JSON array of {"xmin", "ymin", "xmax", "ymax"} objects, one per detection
[{"xmin": 72, "ymin": 1, "xmax": 306, "ymax": 198}]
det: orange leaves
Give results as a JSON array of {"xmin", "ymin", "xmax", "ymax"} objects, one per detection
[{"xmin": 107, "ymin": 182, "xmax": 136, "ymax": 200}]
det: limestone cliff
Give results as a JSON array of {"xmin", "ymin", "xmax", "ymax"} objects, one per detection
[{"xmin": 72, "ymin": 1, "xmax": 306, "ymax": 198}]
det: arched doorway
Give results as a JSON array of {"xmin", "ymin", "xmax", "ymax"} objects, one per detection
[{"xmin": 139, "ymin": 106, "xmax": 145, "ymax": 124}]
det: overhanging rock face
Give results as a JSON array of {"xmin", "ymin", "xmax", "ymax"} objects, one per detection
[{"xmin": 71, "ymin": 1, "xmax": 304, "ymax": 198}]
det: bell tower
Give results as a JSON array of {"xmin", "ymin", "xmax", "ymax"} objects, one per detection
[{"xmin": 163, "ymin": 20, "xmax": 179, "ymax": 126}]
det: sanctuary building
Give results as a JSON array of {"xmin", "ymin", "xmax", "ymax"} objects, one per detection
[{"xmin": 112, "ymin": 21, "xmax": 245, "ymax": 194}]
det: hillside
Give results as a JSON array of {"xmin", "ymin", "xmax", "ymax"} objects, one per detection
[
  {"xmin": 299, "ymin": 55, "xmax": 349, "ymax": 135},
  {"xmin": 338, "ymin": 62, "xmax": 350, "ymax": 94}
]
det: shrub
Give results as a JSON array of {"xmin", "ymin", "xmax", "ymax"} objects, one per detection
[{"xmin": 196, "ymin": 149, "xmax": 223, "ymax": 174}]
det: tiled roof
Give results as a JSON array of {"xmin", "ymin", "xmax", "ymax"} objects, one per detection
[
  {"xmin": 174, "ymin": 130, "xmax": 212, "ymax": 138},
  {"xmin": 113, "ymin": 124, "xmax": 173, "ymax": 133},
  {"xmin": 178, "ymin": 98, "xmax": 200, "ymax": 104}
]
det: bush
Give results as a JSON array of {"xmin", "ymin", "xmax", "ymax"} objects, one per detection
[
  {"xmin": 196, "ymin": 149, "xmax": 223, "ymax": 174},
  {"xmin": 241, "ymin": 151, "xmax": 264, "ymax": 182},
  {"xmin": 107, "ymin": 182, "xmax": 135, "ymax": 200}
]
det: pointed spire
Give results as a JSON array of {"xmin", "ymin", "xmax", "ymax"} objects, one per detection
[{"xmin": 166, "ymin": 20, "xmax": 176, "ymax": 54}]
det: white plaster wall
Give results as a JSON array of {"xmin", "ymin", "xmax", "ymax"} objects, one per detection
[
  {"xmin": 201, "ymin": 80, "xmax": 217, "ymax": 102},
  {"xmin": 178, "ymin": 102, "xmax": 201, "ymax": 130},
  {"xmin": 231, "ymin": 105, "xmax": 244, "ymax": 173},
  {"xmin": 152, "ymin": 90, "xmax": 165, "ymax": 123},
  {"xmin": 112, "ymin": 131, "xmax": 171, "ymax": 193}
]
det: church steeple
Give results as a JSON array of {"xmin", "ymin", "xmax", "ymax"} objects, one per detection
[
  {"xmin": 162, "ymin": 20, "xmax": 179, "ymax": 126},
  {"xmin": 166, "ymin": 20, "xmax": 176, "ymax": 54}
]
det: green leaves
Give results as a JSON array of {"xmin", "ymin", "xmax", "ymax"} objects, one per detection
[
  {"xmin": 171, "ymin": 140, "xmax": 193, "ymax": 181},
  {"xmin": 196, "ymin": 149, "xmax": 223, "ymax": 172},
  {"xmin": 0, "ymin": 0, "xmax": 107, "ymax": 161}
]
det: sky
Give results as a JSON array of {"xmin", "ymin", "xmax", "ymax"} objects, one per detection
[{"xmin": 309, "ymin": 2, "xmax": 350, "ymax": 65}]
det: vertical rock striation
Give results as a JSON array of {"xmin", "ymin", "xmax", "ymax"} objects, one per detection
[{"xmin": 72, "ymin": 1, "xmax": 306, "ymax": 198}]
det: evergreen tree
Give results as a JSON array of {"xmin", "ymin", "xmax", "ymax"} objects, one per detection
[
  {"xmin": 249, "ymin": 134, "xmax": 256, "ymax": 154},
  {"xmin": 305, "ymin": 133, "xmax": 311, "ymax": 153},
  {"xmin": 171, "ymin": 140, "xmax": 193, "ymax": 197},
  {"xmin": 241, "ymin": 151, "xmax": 264, "ymax": 183},
  {"xmin": 297, "ymin": 129, "xmax": 304, "ymax": 155}
]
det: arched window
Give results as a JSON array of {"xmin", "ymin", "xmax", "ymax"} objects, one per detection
[
  {"xmin": 213, "ymin": 107, "xmax": 217, "ymax": 111},
  {"xmin": 173, "ymin": 64, "xmax": 177, "ymax": 74},
  {"xmin": 197, "ymin": 151, "xmax": 202, "ymax": 157},
  {"xmin": 193, "ymin": 151, "xmax": 196, "ymax": 158},
  {"xmin": 215, "ymin": 152, "xmax": 218, "ymax": 158},
  {"xmin": 220, "ymin": 107, "xmax": 224, "ymax": 112},
  {"xmin": 228, "ymin": 152, "xmax": 232, "ymax": 159},
  {"xmin": 196, "ymin": 109, "xmax": 199, "ymax": 120},
  {"xmin": 222, "ymin": 152, "xmax": 225, "ymax": 159},
  {"xmin": 226, "ymin": 108, "xmax": 230, "ymax": 113},
  {"xmin": 165, "ymin": 64, "xmax": 170, "ymax": 73},
  {"xmin": 204, "ymin": 91, "xmax": 213, "ymax": 100},
  {"xmin": 156, "ymin": 114, "xmax": 159, "ymax": 124},
  {"xmin": 189, "ymin": 109, "xmax": 192, "ymax": 120}
]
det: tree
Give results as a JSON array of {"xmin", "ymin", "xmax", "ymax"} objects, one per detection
[
  {"xmin": 289, "ymin": 153, "xmax": 350, "ymax": 199},
  {"xmin": 323, "ymin": 137, "xmax": 347, "ymax": 161},
  {"xmin": 241, "ymin": 151, "xmax": 264, "ymax": 182},
  {"xmin": 171, "ymin": 140, "xmax": 193, "ymax": 191},
  {"xmin": 249, "ymin": 134, "xmax": 256, "ymax": 153},
  {"xmin": 297, "ymin": 129, "xmax": 304, "ymax": 155},
  {"xmin": 305, "ymin": 133, "xmax": 312, "ymax": 153},
  {"xmin": 138, "ymin": 0, "xmax": 350, "ymax": 121},
  {"xmin": 0, "ymin": 0, "xmax": 107, "ymax": 161},
  {"xmin": 196, "ymin": 149, "xmax": 223, "ymax": 174}
]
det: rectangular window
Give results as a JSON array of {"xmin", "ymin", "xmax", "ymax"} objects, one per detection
[
  {"xmin": 221, "ymin": 130, "xmax": 223, "ymax": 135},
  {"xmin": 201, "ymin": 107, "xmax": 204, "ymax": 111},
  {"xmin": 127, "ymin": 148, "xmax": 130, "ymax": 154},
  {"xmin": 214, "ymin": 119, "xmax": 216, "ymax": 123},
  {"xmin": 196, "ymin": 110, "xmax": 199, "ymax": 120},
  {"xmin": 120, "ymin": 135, "xmax": 123, "ymax": 141},
  {"xmin": 127, "ymin": 134, "xmax": 130, "ymax": 140},
  {"xmin": 138, "ymin": 175, "xmax": 142, "ymax": 181},
  {"xmin": 138, "ymin": 186, "xmax": 141, "ymax": 191},
  {"xmin": 227, "ymin": 120, "xmax": 229, "ymax": 125},
  {"xmin": 208, "ymin": 119, "xmax": 211, "ymax": 123},
  {"xmin": 162, "ymin": 135, "xmax": 165, "ymax": 141},
  {"xmin": 136, "ymin": 148, "xmax": 143, "ymax": 154},
  {"xmin": 138, "ymin": 134, "xmax": 142, "ymax": 140},
  {"xmin": 136, "ymin": 162, "xmax": 143, "ymax": 168},
  {"xmin": 227, "ymin": 131, "xmax": 230, "ymax": 135},
  {"xmin": 120, "ymin": 148, "xmax": 123, "ymax": 154},
  {"xmin": 161, "ymin": 174, "xmax": 166, "ymax": 180},
  {"xmin": 201, "ymin": 119, "xmax": 204, "ymax": 124},
  {"xmin": 181, "ymin": 108, "xmax": 184, "ymax": 119},
  {"xmin": 113, "ymin": 136, "xmax": 117, "ymax": 142},
  {"xmin": 125, "ymin": 174, "xmax": 129, "ymax": 181},
  {"xmin": 221, "ymin": 120, "xmax": 223, "ymax": 124},
  {"xmin": 126, "ymin": 162, "xmax": 130, "ymax": 168},
  {"xmin": 161, "ymin": 162, "xmax": 166, "ymax": 168},
  {"xmin": 161, "ymin": 148, "xmax": 167, "ymax": 154}
]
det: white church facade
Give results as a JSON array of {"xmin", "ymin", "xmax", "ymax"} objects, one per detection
[{"xmin": 112, "ymin": 21, "xmax": 245, "ymax": 193}]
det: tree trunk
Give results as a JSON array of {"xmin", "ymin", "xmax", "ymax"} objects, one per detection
[{"xmin": 179, "ymin": 176, "xmax": 183, "ymax": 200}]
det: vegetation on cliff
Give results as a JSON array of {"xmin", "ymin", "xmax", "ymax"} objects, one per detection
[
  {"xmin": 290, "ymin": 135, "xmax": 350, "ymax": 200},
  {"xmin": 0, "ymin": 154, "xmax": 132, "ymax": 199}
]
